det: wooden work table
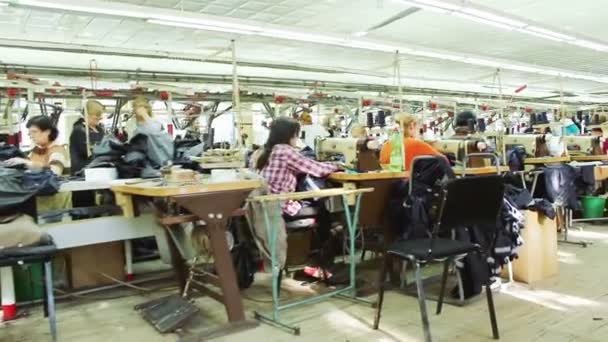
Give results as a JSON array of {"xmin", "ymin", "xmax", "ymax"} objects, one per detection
[
  {"xmin": 570, "ymin": 155, "xmax": 608, "ymax": 162},
  {"xmin": 111, "ymin": 177, "xmax": 262, "ymax": 338},
  {"xmin": 329, "ymin": 171, "xmax": 409, "ymax": 181},
  {"xmin": 452, "ymin": 166, "xmax": 511, "ymax": 176},
  {"xmin": 524, "ymin": 156, "xmax": 571, "ymax": 165}
]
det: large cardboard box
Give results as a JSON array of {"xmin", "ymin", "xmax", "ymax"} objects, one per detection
[
  {"xmin": 510, "ymin": 210, "xmax": 558, "ymax": 284},
  {"xmin": 65, "ymin": 241, "xmax": 125, "ymax": 289}
]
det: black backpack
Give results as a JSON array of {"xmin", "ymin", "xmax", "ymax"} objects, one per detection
[{"xmin": 231, "ymin": 241, "xmax": 256, "ymax": 289}]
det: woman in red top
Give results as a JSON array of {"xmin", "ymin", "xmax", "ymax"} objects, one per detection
[
  {"xmin": 253, "ymin": 117, "xmax": 339, "ymax": 216},
  {"xmin": 380, "ymin": 113, "xmax": 443, "ymax": 171}
]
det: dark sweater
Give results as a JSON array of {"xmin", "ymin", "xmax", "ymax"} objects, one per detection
[{"xmin": 69, "ymin": 119, "xmax": 104, "ymax": 175}]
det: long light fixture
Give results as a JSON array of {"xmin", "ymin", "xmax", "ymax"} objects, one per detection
[
  {"xmin": 392, "ymin": 0, "xmax": 608, "ymax": 53},
  {"xmin": 9, "ymin": 0, "xmax": 608, "ymax": 84},
  {"xmin": 147, "ymin": 19, "xmax": 256, "ymax": 35}
]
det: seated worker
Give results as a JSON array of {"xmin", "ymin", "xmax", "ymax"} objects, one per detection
[
  {"xmin": 70, "ymin": 100, "xmax": 105, "ymax": 207},
  {"xmin": 5, "ymin": 115, "xmax": 71, "ymax": 210},
  {"xmin": 379, "ymin": 113, "xmax": 443, "ymax": 171},
  {"xmin": 350, "ymin": 124, "xmax": 367, "ymax": 138},
  {"xmin": 252, "ymin": 117, "xmax": 340, "ymax": 216},
  {"xmin": 131, "ymin": 95, "xmax": 174, "ymax": 168},
  {"xmin": 591, "ymin": 128, "xmax": 608, "ymax": 154},
  {"xmin": 252, "ymin": 117, "xmax": 341, "ymax": 276},
  {"xmin": 450, "ymin": 111, "xmax": 491, "ymax": 167}
]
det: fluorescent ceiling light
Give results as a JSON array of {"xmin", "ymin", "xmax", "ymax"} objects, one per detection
[
  {"xmin": 452, "ymin": 12, "xmax": 515, "ymax": 31},
  {"xmin": 410, "ymin": 50, "xmax": 464, "ymax": 62},
  {"xmin": 517, "ymin": 28, "xmax": 565, "ymax": 42},
  {"xmin": 15, "ymin": 0, "xmax": 148, "ymax": 18},
  {"xmin": 572, "ymin": 39, "xmax": 608, "ymax": 52},
  {"xmin": 260, "ymin": 29, "xmax": 343, "ymax": 45},
  {"xmin": 393, "ymin": 0, "xmax": 608, "ymax": 53},
  {"xmin": 147, "ymin": 19, "xmax": 255, "ymax": 35},
  {"xmin": 150, "ymin": 15, "xmax": 262, "ymax": 32},
  {"xmin": 11, "ymin": 0, "xmax": 608, "ymax": 84},
  {"xmin": 525, "ymin": 26, "xmax": 575, "ymax": 41},
  {"xmin": 459, "ymin": 7, "xmax": 526, "ymax": 28},
  {"xmin": 341, "ymin": 40, "xmax": 401, "ymax": 53}
]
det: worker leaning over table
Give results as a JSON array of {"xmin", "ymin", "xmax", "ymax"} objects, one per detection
[
  {"xmin": 379, "ymin": 113, "xmax": 444, "ymax": 171},
  {"xmin": 70, "ymin": 100, "xmax": 106, "ymax": 207},
  {"xmin": 130, "ymin": 95, "xmax": 174, "ymax": 167},
  {"xmin": 5, "ymin": 115, "xmax": 71, "ymax": 211}
]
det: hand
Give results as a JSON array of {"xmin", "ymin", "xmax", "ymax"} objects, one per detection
[
  {"xmin": 328, "ymin": 161, "xmax": 345, "ymax": 170},
  {"xmin": 476, "ymin": 141, "xmax": 488, "ymax": 151},
  {"xmin": 4, "ymin": 157, "xmax": 31, "ymax": 168}
]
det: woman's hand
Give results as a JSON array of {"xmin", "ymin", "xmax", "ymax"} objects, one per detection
[
  {"xmin": 476, "ymin": 141, "xmax": 488, "ymax": 151},
  {"xmin": 4, "ymin": 157, "xmax": 32, "ymax": 168}
]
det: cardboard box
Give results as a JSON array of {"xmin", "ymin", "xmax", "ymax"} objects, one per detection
[
  {"xmin": 510, "ymin": 210, "xmax": 558, "ymax": 285},
  {"xmin": 594, "ymin": 165, "xmax": 608, "ymax": 181},
  {"xmin": 65, "ymin": 241, "xmax": 125, "ymax": 289}
]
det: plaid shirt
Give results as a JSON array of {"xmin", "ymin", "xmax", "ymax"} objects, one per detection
[{"xmin": 260, "ymin": 144, "xmax": 338, "ymax": 216}]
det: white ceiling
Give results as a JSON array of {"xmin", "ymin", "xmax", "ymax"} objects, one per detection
[{"xmin": 0, "ymin": 0, "xmax": 607, "ymax": 103}]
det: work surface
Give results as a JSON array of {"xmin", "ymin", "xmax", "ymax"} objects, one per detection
[
  {"xmin": 111, "ymin": 179, "xmax": 262, "ymax": 197},
  {"xmin": 3, "ymin": 224, "xmax": 608, "ymax": 341}
]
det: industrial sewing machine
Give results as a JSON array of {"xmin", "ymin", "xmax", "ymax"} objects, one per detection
[
  {"xmin": 562, "ymin": 135, "xmax": 603, "ymax": 156},
  {"xmin": 315, "ymin": 137, "xmax": 380, "ymax": 171},
  {"xmin": 430, "ymin": 138, "xmax": 482, "ymax": 165},
  {"xmin": 502, "ymin": 134, "xmax": 550, "ymax": 158}
]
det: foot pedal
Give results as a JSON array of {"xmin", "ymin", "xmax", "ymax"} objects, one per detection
[{"xmin": 134, "ymin": 294, "xmax": 199, "ymax": 333}]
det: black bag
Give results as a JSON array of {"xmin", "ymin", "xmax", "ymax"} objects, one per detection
[
  {"xmin": 22, "ymin": 169, "xmax": 60, "ymax": 196},
  {"xmin": 231, "ymin": 242, "xmax": 256, "ymax": 289}
]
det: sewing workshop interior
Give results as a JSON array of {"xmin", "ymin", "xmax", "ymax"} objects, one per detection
[{"xmin": 2, "ymin": 0, "xmax": 608, "ymax": 341}]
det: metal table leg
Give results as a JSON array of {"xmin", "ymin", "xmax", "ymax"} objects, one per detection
[
  {"xmin": 254, "ymin": 193, "xmax": 373, "ymax": 335},
  {"xmin": 44, "ymin": 260, "xmax": 58, "ymax": 342},
  {"xmin": 558, "ymin": 208, "xmax": 591, "ymax": 248}
]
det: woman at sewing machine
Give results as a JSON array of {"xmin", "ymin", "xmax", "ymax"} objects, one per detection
[
  {"xmin": 379, "ymin": 113, "xmax": 443, "ymax": 170},
  {"xmin": 252, "ymin": 117, "xmax": 340, "ymax": 216}
]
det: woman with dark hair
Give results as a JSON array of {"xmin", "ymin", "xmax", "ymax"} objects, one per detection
[
  {"xmin": 252, "ymin": 117, "xmax": 339, "ymax": 216},
  {"xmin": 6, "ymin": 115, "xmax": 68, "ymax": 176},
  {"xmin": 5, "ymin": 115, "xmax": 71, "ymax": 210}
]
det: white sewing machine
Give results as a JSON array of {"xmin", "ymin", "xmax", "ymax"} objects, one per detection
[
  {"xmin": 502, "ymin": 134, "xmax": 549, "ymax": 157},
  {"xmin": 562, "ymin": 135, "xmax": 602, "ymax": 155},
  {"xmin": 430, "ymin": 139, "xmax": 480, "ymax": 162},
  {"xmin": 315, "ymin": 137, "xmax": 380, "ymax": 171}
]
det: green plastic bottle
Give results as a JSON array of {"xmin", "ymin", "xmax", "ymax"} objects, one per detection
[{"xmin": 389, "ymin": 129, "xmax": 404, "ymax": 171}]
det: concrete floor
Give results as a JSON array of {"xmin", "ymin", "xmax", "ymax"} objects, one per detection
[{"xmin": 2, "ymin": 224, "xmax": 608, "ymax": 342}]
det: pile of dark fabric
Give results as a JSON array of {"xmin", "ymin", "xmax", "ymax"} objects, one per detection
[
  {"xmin": 0, "ymin": 143, "xmax": 25, "ymax": 161},
  {"xmin": 172, "ymin": 138, "xmax": 204, "ymax": 172},
  {"xmin": 0, "ymin": 168, "xmax": 56, "ymax": 249},
  {"xmin": 0, "ymin": 167, "xmax": 61, "ymax": 214},
  {"xmin": 79, "ymin": 135, "xmax": 162, "ymax": 179}
]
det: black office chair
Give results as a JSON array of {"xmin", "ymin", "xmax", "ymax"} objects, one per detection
[
  {"xmin": 373, "ymin": 175, "xmax": 504, "ymax": 342},
  {"xmin": 0, "ymin": 242, "xmax": 58, "ymax": 342}
]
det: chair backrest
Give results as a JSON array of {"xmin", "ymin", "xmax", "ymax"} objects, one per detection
[
  {"xmin": 435, "ymin": 175, "xmax": 504, "ymax": 235},
  {"xmin": 409, "ymin": 155, "xmax": 455, "ymax": 195}
]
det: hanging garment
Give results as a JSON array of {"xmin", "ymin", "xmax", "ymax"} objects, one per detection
[{"xmin": 542, "ymin": 164, "xmax": 581, "ymax": 210}]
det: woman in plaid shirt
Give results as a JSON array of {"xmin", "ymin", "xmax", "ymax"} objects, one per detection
[{"xmin": 253, "ymin": 117, "xmax": 340, "ymax": 216}]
